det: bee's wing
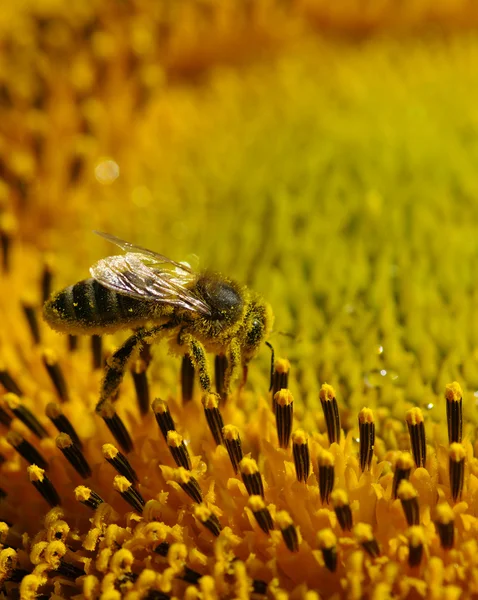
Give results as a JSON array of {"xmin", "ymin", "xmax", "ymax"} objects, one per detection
[
  {"xmin": 93, "ymin": 231, "xmax": 194, "ymax": 273},
  {"xmin": 90, "ymin": 242, "xmax": 212, "ymax": 315}
]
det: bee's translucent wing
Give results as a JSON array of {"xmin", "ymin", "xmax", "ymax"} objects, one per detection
[{"xmin": 90, "ymin": 234, "xmax": 211, "ymax": 315}]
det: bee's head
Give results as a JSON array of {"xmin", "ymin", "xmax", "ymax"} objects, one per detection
[{"xmin": 243, "ymin": 298, "xmax": 274, "ymax": 360}]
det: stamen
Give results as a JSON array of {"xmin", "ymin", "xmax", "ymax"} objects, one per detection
[
  {"xmin": 358, "ymin": 407, "xmax": 375, "ymax": 472},
  {"xmin": 7, "ymin": 431, "xmax": 48, "ymax": 470},
  {"xmin": 214, "ymin": 354, "xmax": 228, "ymax": 401},
  {"xmin": 171, "ymin": 468, "xmax": 203, "ymax": 504},
  {"xmin": 131, "ymin": 359, "xmax": 150, "ymax": 416},
  {"xmin": 194, "ymin": 505, "xmax": 222, "ymax": 537},
  {"xmin": 239, "ymin": 458, "xmax": 264, "ymax": 498},
  {"xmin": 271, "ymin": 358, "xmax": 290, "ymax": 409},
  {"xmin": 319, "ymin": 383, "xmax": 341, "ymax": 444},
  {"xmin": 406, "ymin": 526, "xmax": 425, "ymax": 568},
  {"xmin": 0, "ymin": 213, "xmax": 16, "ymax": 273},
  {"xmin": 290, "ymin": 431, "xmax": 310, "ymax": 487},
  {"xmin": 152, "ymin": 398, "xmax": 176, "ymax": 441},
  {"xmin": 40, "ymin": 267, "xmax": 53, "ymax": 313},
  {"xmin": 223, "ymin": 425, "xmax": 243, "ymax": 474},
  {"xmin": 248, "ymin": 496, "xmax": 273, "ymax": 534},
  {"xmin": 99, "ymin": 401, "xmax": 134, "ymax": 454},
  {"xmin": 405, "ymin": 408, "xmax": 427, "ymax": 468},
  {"xmin": 276, "ymin": 510, "xmax": 299, "ymax": 552},
  {"xmin": 435, "ymin": 503, "xmax": 454, "ymax": 550},
  {"xmin": 0, "ymin": 368, "xmax": 23, "ymax": 396},
  {"xmin": 253, "ymin": 580, "xmax": 268, "ymax": 595},
  {"xmin": 202, "ymin": 393, "xmax": 225, "ymax": 446},
  {"xmin": 0, "ymin": 406, "xmax": 12, "ymax": 427},
  {"xmin": 331, "ymin": 489, "xmax": 353, "ymax": 531},
  {"xmin": 154, "ymin": 541, "xmax": 170, "ymax": 557},
  {"xmin": 167, "ymin": 431, "xmax": 192, "ymax": 471},
  {"xmin": 113, "ymin": 475, "xmax": 145, "ymax": 513},
  {"xmin": 181, "ymin": 354, "xmax": 195, "ymax": 403},
  {"xmin": 445, "ymin": 382, "xmax": 463, "ymax": 444},
  {"xmin": 4, "ymin": 393, "xmax": 48, "ymax": 439},
  {"xmin": 74, "ymin": 485, "xmax": 104, "ymax": 510},
  {"xmin": 28, "ymin": 465, "xmax": 60, "ymax": 507},
  {"xmin": 68, "ymin": 335, "xmax": 78, "ymax": 352},
  {"xmin": 56, "ymin": 433, "xmax": 91, "ymax": 479},
  {"xmin": 392, "ymin": 452, "xmax": 414, "ymax": 499},
  {"xmin": 274, "ymin": 389, "xmax": 293, "ymax": 449},
  {"xmin": 102, "ymin": 443, "xmax": 139, "ymax": 484},
  {"xmin": 449, "ymin": 443, "xmax": 466, "ymax": 502},
  {"xmin": 317, "ymin": 529, "xmax": 338, "ymax": 572},
  {"xmin": 318, "ymin": 449, "xmax": 335, "ymax": 504},
  {"xmin": 354, "ymin": 523, "xmax": 380, "ymax": 558},
  {"xmin": 397, "ymin": 480, "xmax": 420, "ymax": 526},
  {"xmin": 22, "ymin": 303, "xmax": 40, "ymax": 345},
  {"xmin": 46, "ymin": 402, "xmax": 82, "ymax": 449},
  {"xmin": 91, "ymin": 335, "xmax": 103, "ymax": 371},
  {"xmin": 42, "ymin": 349, "xmax": 69, "ymax": 402}
]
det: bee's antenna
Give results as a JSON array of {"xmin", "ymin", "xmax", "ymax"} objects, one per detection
[{"xmin": 265, "ymin": 341, "xmax": 274, "ymax": 392}]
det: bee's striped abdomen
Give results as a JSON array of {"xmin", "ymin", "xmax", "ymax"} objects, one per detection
[{"xmin": 43, "ymin": 278, "xmax": 152, "ymax": 334}]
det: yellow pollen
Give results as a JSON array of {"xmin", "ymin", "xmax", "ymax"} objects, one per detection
[
  {"xmin": 74, "ymin": 486, "xmax": 92, "ymax": 502},
  {"xmin": 406, "ymin": 526, "xmax": 425, "ymax": 547},
  {"xmin": 247, "ymin": 495, "xmax": 266, "ymax": 512},
  {"xmin": 167, "ymin": 431, "xmax": 184, "ymax": 447},
  {"xmin": 55, "ymin": 433, "xmax": 73, "ymax": 449},
  {"xmin": 445, "ymin": 381, "xmax": 463, "ymax": 402},
  {"xmin": 319, "ymin": 383, "xmax": 336, "ymax": 402},
  {"xmin": 194, "ymin": 504, "xmax": 212, "ymax": 522},
  {"xmin": 102, "ymin": 444, "xmax": 119, "ymax": 459},
  {"xmin": 274, "ymin": 388, "xmax": 294, "ymax": 406},
  {"xmin": 395, "ymin": 452, "xmax": 415, "ymax": 470},
  {"xmin": 275, "ymin": 510, "xmax": 293, "ymax": 529},
  {"xmin": 331, "ymin": 489, "xmax": 349, "ymax": 507},
  {"xmin": 353, "ymin": 523, "xmax": 374, "ymax": 543},
  {"xmin": 274, "ymin": 358, "xmax": 290, "ymax": 373},
  {"xmin": 292, "ymin": 429, "xmax": 308, "ymax": 445},
  {"xmin": 28, "ymin": 465, "xmax": 45, "ymax": 483},
  {"xmin": 172, "ymin": 467, "xmax": 191, "ymax": 485},
  {"xmin": 435, "ymin": 503, "xmax": 454, "ymax": 524},
  {"xmin": 405, "ymin": 407, "xmax": 424, "ymax": 425},
  {"xmin": 3, "ymin": 393, "xmax": 21, "ymax": 410},
  {"xmin": 222, "ymin": 424, "xmax": 240, "ymax": 441},
  {"xmin": 239, "ymin": 457, "xmax": 259, "ymax": 475},
  {"xmin": 151, "ymin": 399, "xmax": 168, "ymax": 414},
  {"xmin": 202, "ymin": 392, "xmax": 220, "ymax": 410},
  {"xmin": 449, "ymin": 443, "xmax": 466, "ymax": 462},
  {"xmin": 41, "ymin": 348, "xmax": 58, "ymax": 366},
  {"xmin": 317, "ymin": 528, "xmax": 336, "ymax": 549},
  {"xmin": 358, "ymin": 407, "xmax": 374, "ymax": 424},
  {"xmin": 397, "ymin": 480, "xmax": 418, "ymax": 500},
  {"xmin": 113, "ymin": 476, "xmax": 132, "ymax": 493},
  {"xmin": 318, "ymin": 449, "xmax": 335, "ymax": 467}
]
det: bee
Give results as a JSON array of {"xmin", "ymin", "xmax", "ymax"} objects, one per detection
[{"xmin": 43, "ymin": 232, "xmax": 274, "ymax": 413}]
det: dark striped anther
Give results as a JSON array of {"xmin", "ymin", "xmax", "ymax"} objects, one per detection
[
  {"xmin": 248, "ymin": 496, "xmax": 273, "ymax": 534},
  {"xmin": 445, "ymin": 382, "xmax": 463, "ymax": 445},
  {"xmin": 276, "ymin": 510, "xmax": 299, "ymax": 552},
  {"xmin": 331, "ymin": 489, "xmax": 353, "ymax": 531},
  {"xmin": 7, "ymin": 431, "xmax": 48, "ymax": 470},
  {"xmin": 292, "ymin": 429, "xmax": 310, "ymax": 483},
  {"xmin": 274, "ymin": 389, "xmax": 293, "ymax": 449},
  {"xmin": 358, "ymin": 407, "xmax": 375, "ymax": 472},
  {"xmin": 4, "ymin": 393, "xmax": 48, "ymax": 439},
  {"xmin": 392, "ymin": 452, "xmax": 414, "ymax": 499},
  {"xmin": 449, "ymin": 443, "xmax": 466, "ymax": 502},
  {"xmin": 102, "ymin": 443, "xmax": 139, "ymax": 484},
  {"xmin": 0, "ymin": 367, "xmax": 23, "ymax": 396},
  {"xmin": 46, "ymin": 402, "xmax": 82, "ymax": 449},
  {"xmin": 406, "ymin": 526, "xmax": 425, "ymax": 568},
  {"xmin": 113, "ymin": 475, "xmax": 145, "ymax": 513},
  {"xmin": 171, "ymin": 468, "xmax": 203, "ymax": 504},
  {"xmin": 167, "ymin": 431, "xmax": 192, "ymax": 471},
  {"xmin": 271, "ymin": 358, "xmax": 290, "ymax": 409},
  {"xmin": 223, "ymin": 425, "xmax": 243, "ymax": 474},
  {"xmin": 194, "ymin": 504, "xmax": 222, "ymax": 537},
  {"xmin": 397, "ymin": 480, "xmax": 420, "ymax": 526},
  {"xmin": 181, "ymin": 354, "xmax": 195, "ymax": 403},
  {"xmin": 318, "ymin": 449, "xmax": 335, "ymax": 504},
  {"xmin": 152, "ymin": 398, "xmax": 176, "ymax": 441},
  {"xmin": 354, "ymin": 523, "xmax": 380, "ymax": 558},
  {"xmin": 74, "ymin": 485, "xmax": 104, "ymax": 510},
  {"xmin": 239, "ymin": 457, "xmax": 264, "ymax": 498},
  {"xmin": 319, "ymin": 383, "xmax": 341, "ymax": 445},
  {"xmin": 42, "ymin": 349, "xmax": 69, "ymax": 402},
  {"xmin": 41, "ymin": 258, "xmax": 54, "ymax": 304},
  {"xmin": 317, "ymin": 529, "xmax": 338, "ymax": 572},
  {"xmin": 56, "ymin": 433, "xmax": 91, "ymax": 479},
  {"xmin": 131, "ymin": 359, "xmax": 150, "ymax": 416},
  {"xmin": 22, "ymin": 303, "xmax": 41, "ymax": 345},
  {"xmin": 202, "ymin": 393, "xmax": 225, "ymax": 446},
  {"xmin": 406, "ymin": 408, "xmax": 427, "ymax": 468},
  {"xmin": 28, "ymin": 465, "xmax": 60, "ymax": 508},
  {"xmin": 435, "ymin": 503, "xmax": 454, "ymax": 550},
  {"xmin": 99, "ymin": 401, "xmax": 134, "ymax": 454}
]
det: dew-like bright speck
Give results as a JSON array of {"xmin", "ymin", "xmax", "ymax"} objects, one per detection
[{"xmin": 1, "ymin": 1, "xmax": 478, "ymax": 599}]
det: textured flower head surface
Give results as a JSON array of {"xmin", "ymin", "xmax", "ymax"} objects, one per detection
[{"xmin": 1, "ymin": 1, "xmax": 478, "ymax": 599}]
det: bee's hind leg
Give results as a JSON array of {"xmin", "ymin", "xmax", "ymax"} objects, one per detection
[
  {"xmin": 96, "ymin": 322, "xmax": 174, "ymax": 413},
  {"xmin": 222, "ymin": 338, "xmax": 241, "ymax": 400},
  {"xmin": 177, "ymin": 330, "xmax": 211, "ymax": 393}
]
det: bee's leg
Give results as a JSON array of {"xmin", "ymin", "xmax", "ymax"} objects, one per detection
[
  {"xmin": 223, "ymin": 338, "xmax": 242, "ymax": 398},
  {"xmin": 96, "ymin": 323, "xmax": 173, "ymax": 413},
  {"xmin": 177, "ymin": 330, "xmax": 211, "ymax": 392}
]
